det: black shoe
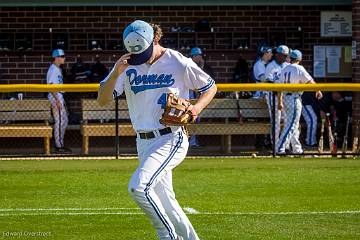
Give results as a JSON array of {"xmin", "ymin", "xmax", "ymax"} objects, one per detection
[{"xmin": 55, "ymin": 147, "xmax": 72, "ymax": 154}]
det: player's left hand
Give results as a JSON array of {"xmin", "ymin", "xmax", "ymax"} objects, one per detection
[
  {"xmin": 278, "ymin": 102, "xmax": 283, "ymax": 111},
  {"xmin": 159, "ymin": 94, "xmax": 196, "ymax": 126},
  {"xmin": 315, "ymin": 91, "xmax": 323, "ymax": 99}
]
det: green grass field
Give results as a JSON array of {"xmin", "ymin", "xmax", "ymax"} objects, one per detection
[{"xmin": 0, "ymin": 157, "xmax": 360, "ymax": 239}]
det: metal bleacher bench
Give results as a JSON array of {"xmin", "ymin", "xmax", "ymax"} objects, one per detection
[
  {"xmin": 81, "ymin": 98, "xmax": 269, "ymax": 154},
  {"xmin": 0, "ymin": 99, "xmax": 52, "ymax": 155}
]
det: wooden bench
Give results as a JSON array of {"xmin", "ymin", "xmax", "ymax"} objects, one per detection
[
  {"xmin": 81, "ymin": 99, "xmax": 135, "ymax": 155},
  {"xmin": 0, "ymin": 99, "xmax": 52, "ymax": 155},
  {"xmin": 187, "ymin": 98, "xmax": 270, "ymax": 153},
  {"xmin": 81, "ymin": 98, "xmax": 269, "ymax": 154}
]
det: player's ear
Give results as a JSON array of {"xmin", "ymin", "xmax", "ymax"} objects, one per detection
[{"xmin": 153, "ymin": 37, "xmax": 160, "ymax": 45}]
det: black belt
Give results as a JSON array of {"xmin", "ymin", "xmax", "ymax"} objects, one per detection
[{"xmin": 138, "ymin": 127, "xmax": 172, "ymax": 139}]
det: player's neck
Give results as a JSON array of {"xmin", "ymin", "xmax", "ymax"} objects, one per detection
[
  {"xmin": 53, "ymin": 62, "xmax": 62, "ymax": 68},
  {"xmin": 148, "ymin": 46, "xmax": 166, "ymax": 65}
]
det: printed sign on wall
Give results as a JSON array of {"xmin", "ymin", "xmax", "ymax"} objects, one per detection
[{"xmin": 321, "ymin": 11, "xmax": 352, "ymax": 37}]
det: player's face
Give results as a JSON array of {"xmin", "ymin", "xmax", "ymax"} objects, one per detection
[
  {"xmin": 191, "ymin": 55, "xmax": 203, "ymax": 64},
  {"xmin": 286, "ymin": 55, "xmax": 291, "ymax": 63},
  {"xmin": 263, "ymin": 52, "xmax": 272, "ymax": 62},
  {"xmin": 275, "ymin": 53, "xmax": 286, "ymax": 64},
  {"xmin": 56, "ymin": 56, "xmax": 65, "ymax": 65}
]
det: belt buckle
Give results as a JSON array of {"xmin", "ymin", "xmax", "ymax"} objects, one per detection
[
  {"xmin": 143, "ymin": 133, "xmax": 150, "ymax": 139},
  {"xmin": 139, "ymin": 132, "xmax": 148, "ymax": 140}
]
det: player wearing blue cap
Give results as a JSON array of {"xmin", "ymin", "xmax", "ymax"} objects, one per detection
[
  {"xmin": 264, "ymin": 45, "xmax": 290, "ymax": 148},
  {"xmin": 189, "ymin": 47, "xmax": 215, "ymax": 79},
  {"xmin": 188, "ymin": 47, "xmax": 215, "ymax": 147},
  {"xmin": 46, "ymin": 49, "xmax": 71, "ymax": 153},
  {"xmin": 277, "ymin": 50, "xmax": 322, "ymax": 154},
  {"xmin": 98, "ymin": 20, "xmax": 217, "ymax": 240}
]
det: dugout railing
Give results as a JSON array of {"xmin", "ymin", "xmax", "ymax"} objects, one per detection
[{"xmin": 0, "ymin": 83, "xmax": 358, "ymax": 158}]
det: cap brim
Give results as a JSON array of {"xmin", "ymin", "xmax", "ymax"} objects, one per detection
[
  {"xmin": 127, "ymin": 43, "xmax": 153, "ymax": 65},
  {"xmin": 277, "ymin": 52, "xmax": 288, "ymax": 56}
]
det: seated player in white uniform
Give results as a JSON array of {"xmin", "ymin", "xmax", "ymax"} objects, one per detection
[
  {"xmin": 97, "ymin": 20, "xmax": 217, "ymax": 240},
  {"xmin": 46, "ymin": 49, "xmax": 71, "ymax": 154},
  {"xmin": 277, "ymin": 50, "xmax": 322, "ymax": 154},
  {"xmin": 264, "ymin": 45, "xmax": 289, "ymax": 147}
]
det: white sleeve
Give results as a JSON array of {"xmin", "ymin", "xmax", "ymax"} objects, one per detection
[
  {"xmin": 47, "ymin": 68, "xmax": 59, "ymax": 84},
  {"xmin": 300, "ymin": 67, "xmax": 313, "ymax": 83},
  {"xmin": 253, "ymin": 61, "xmax": 265, "ymax": 82},
  {"xmin": 265, "ymin": 64, "xmax": 275, "ymax": 83},
  {"xmin": 100, "ymin": 66, "xmax": 125, "ymax": 99},
  {"xmin": 184, "ymin": 60, "xmax": 215, "ymax": 94}
]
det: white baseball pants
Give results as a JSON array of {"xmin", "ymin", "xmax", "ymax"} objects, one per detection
[
  {"xmin": 49, "ymin": 93, "xmax": 68, "ymax": 148},
  {"xmin": 277, "ymin": 95, "xmax": 303, "ymax": 153},
  {"xmin": 128, "ymin": 128, "xmax": 200, "ymax": 240},
  {"xmin": 301, "ymin": 105, "xmax": 318, "ymax": 146},
  {"xmin": 266, "ymin": 92, "xmax": 281, "ymax": 147}
]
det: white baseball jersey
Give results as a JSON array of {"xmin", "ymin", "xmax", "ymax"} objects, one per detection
[
  {"xmin": 279, "ymin": 63, "xmax": 313, "ymax": 95},
  {"xmin": 253, "ymin": 59, "xmax": 267, "ymax": 82},
  {"xmin": 101, "ymin": 49, "xmax": 215, "ymax": 132},
  {"xmin": 265, "ymin": 60, "xmax": 289, "ymax": 83},
  {"xmin": 46, "ymin": 64, "xmax": 64, "ymax": 103}
]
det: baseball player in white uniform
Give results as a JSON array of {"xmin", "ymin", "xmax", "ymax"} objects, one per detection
[
  {"xmin": 46, "ymin": 49, "xmax": 71, "ymax": 154},
  {"xmin": 253, "ymin": 46, "xmax": 273, "ymax": 83},
  {"xmin": 97, "ymin": 20, "xmax": 217, "ymax": 240},
  {"xmin": 277, "ymin": 50, "xmax": 322, "ymax": 154},
  {"xmin": 264, "ymin": 45, "xmax": 289, "ymax": 147},
  {"xmin": 252, "ymin": 46, "xmax": 273, "ymax": 98}
]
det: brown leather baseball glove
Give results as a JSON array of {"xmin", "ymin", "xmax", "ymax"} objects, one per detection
[{"xmin": 159, "ymin": 93, "xmax": 196, "ymax": 126}]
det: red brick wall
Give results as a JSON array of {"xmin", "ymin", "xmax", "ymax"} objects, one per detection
[
  {"xmin": 353, "ymin": 0, "xmax": 360, "ymax": 120},
  {"xmin": 0, "ymin": 5, "xmax": 352, "ymax": 86}
]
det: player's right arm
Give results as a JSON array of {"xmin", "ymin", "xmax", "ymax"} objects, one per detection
[{"xmin": 97, "ymin": 53, "xmax": 131, "ymax": 106}]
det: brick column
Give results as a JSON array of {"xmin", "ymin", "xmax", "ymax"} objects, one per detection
[{"xmin": 353, "ymin": 0, "xmax": 360, "ymax": 120}]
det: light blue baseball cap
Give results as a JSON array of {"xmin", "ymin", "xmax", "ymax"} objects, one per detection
[
  {"xmin": 52, "ymin": 49, "xmax": 65, "ymax": 58},
  {"xmin": 276, "ymin": 45, "xmax": 289, "ymax": 55},
  {"xmin": 190, "ymin": 47, "xmax": 202, "ymax": 56},
  {"xmin": 290, "ymin": 49, "xmax": 302, "ymax": 61},
  {"xmin": 123, "ymin": 20, "xmax": 154, "ymax": 65}
]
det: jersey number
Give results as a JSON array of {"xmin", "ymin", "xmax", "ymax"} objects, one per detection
[
  {"xmin": 157, "ymin": 93, "xmax": 167, "ymax": 109},
  {"xmin": 284, "ymin": 72, "xmax": 291, "ymax": 84}
]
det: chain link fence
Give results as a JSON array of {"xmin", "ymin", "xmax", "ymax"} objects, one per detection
[{"xmin": 0, "ymin": 85, "xmax": 357, "ymax": 158}]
